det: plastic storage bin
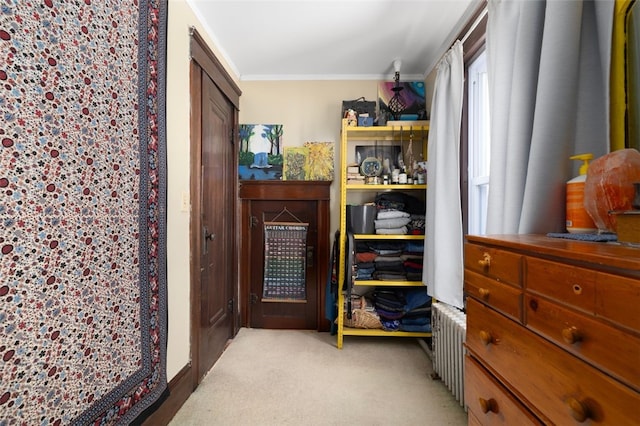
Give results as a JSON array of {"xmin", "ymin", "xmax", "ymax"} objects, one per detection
[{"xmin": 346, "ymin": 204, "xmax": 376, "ymax": 234}]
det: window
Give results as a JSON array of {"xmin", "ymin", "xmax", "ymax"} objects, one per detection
[{"xmin": 467, "ymin": 49, "xmax": 490, "ymax": 235}]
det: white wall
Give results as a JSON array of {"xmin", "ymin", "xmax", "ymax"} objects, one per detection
[{"xmin": 239, "ymin": 81, "xmax": 381, "ymax": 235}]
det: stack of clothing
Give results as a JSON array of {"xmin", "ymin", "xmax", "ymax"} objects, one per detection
[
  {"xmin": 374, "ymin": 210, "xmax": 411, "ymax": 235},
  {"xmin": 353, "ymin": 241, "xmax": 426, "ymax": 282},
  {"xmin": 373, "ymin": 254, "xmax": 406, "ymax": 281},
  {"xmin": 368, "ymin": 241, "xmax": 407, "ymax": 281},
  {"xmin": 372, "ymin": 288, "xmax": 406, "ymax": 331},
  {"xmin": 374, "ymin": 192, "xmax": 426, "ymax": 235},
  {"xmin": 402, "ymin": 241, "xmax": 425, "ymax": 281},
  {"xmin": 400, "ymin": 288, "xmax": 431, "ymax": 332},
  {"xmin": 371, "ymin": 287, "xmax": 432, "ymax": 332},
  {"xmin": 354, "ymin": 251, "xmax": 376, "ymax": 280}
]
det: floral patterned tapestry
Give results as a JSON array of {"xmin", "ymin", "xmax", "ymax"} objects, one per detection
[{"xmin": 0, "ymin": 0, "xmax": 168, "ymax": 424}]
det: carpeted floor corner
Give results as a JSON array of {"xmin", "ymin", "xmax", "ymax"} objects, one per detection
[{"xmin": 170, "ymin": 328, "xmax": 467, "ymax": 425}]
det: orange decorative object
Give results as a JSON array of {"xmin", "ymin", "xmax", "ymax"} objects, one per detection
[{"xmin": 584, "ymin": 149, "xmax": 640, "ymax": 232}]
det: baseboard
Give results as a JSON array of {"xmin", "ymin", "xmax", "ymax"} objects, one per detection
[{"xmin": 142, "ymin": 363, "xmax": 193, "ymax": 426}]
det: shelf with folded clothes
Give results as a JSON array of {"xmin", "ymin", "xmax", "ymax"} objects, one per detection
[
  {"xmin": 340, "ymin": 288, "xmax": 432, "ymax": 334},
  {"xmin": 367, "ymin": 193, "xmax": 426, "ymax": 236},
  {"xmin": 352, "ymin": 239, "xmax": 425, "ymax": 285}
]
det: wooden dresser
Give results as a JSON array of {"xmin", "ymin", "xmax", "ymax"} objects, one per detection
[{"xmin": 463, "ymin": 234, "xmax": 640, "ymax": 425}]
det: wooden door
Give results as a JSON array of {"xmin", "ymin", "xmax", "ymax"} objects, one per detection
[
  {"xmin": 249, "ymin": 200, "xmax": 319, "ymax": 329},
  {"xmin": 189, "ymin": 29, "xmax": 242, "ymax": 388},
  {"xmin": 196, "ymin": 71, "xmax": 235, "ymax": 379}
]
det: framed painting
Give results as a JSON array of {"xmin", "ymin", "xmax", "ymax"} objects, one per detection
[
  {"xmin": 378, "ymin": 81, "xmax": 427, "ymax": 124},
  {"xmin": 304, "ymin": 141, "xmax": 334, "ymax": 181},
  {"xmin": 283, "ymin": 147, "xmax": 309, "ymax": 180},
  {"xmin": 238, "ymin": 124, "xmax": 284, "ymax": 180}
]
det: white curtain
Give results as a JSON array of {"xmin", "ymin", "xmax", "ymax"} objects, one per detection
[
  {"xmin": 486, "ymin": 0, "xmax": 613, "ymax": 234},
  {"xmin": 424, "ymin": 41, "xmax": 464, "ymax": 308}
]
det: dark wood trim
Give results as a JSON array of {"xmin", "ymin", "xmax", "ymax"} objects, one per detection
[
  {"xmin": 189, "ymin": 28, "xmax": 241, "ymax": 109},
  {"xmin": 232, "ymin": 108, "xmax": 242, "ymax": 336},
  {"xmin": 189, "ymin": 57, "xmax": 204, "ymax": 389},
  {"xmin": 459, "ymin": 1, "xmax": 488, "ymax": 234},
  {"xmin": 142, "ymin": 364, "xmax": 193, "ymax": 426},
  {"xmin": 316, "ymin": 197, "xmax": 331, "ymax": 331}
]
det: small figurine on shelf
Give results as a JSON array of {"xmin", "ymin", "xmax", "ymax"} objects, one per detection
[
  {"xmin": 414, "ymin": 161, "xmax": 426, "ymax": 184},
  {"xmin": 345, "ymin": 109, "xmax": 358, "ymax": 127}
]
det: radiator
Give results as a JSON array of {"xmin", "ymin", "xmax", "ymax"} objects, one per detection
[{"xmin": 431, "ymin": 302, "xmax": 467, "ymax": 407}]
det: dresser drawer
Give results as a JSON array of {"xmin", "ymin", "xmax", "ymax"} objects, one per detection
[
  {"xmin": 465, "ymin": 354, "xmax": 543, "ymax": 425},
  {"xmin": 465, "ymin": 243, "xmax": 522, "ymax": 287},
  {"xmin": 465, "ymin": 269, "xmax": 522, "ymax": 321},
  {"xmin": 596, "ymin": 271, "xmax": 640, "ymax": 333},
  {"xmin": 525, "ymin": 294, "xmax": 640, "ymax": 392},
  {"xmin": 525, "ymin": 256, "xmax": 596, "ymax": 313},
  {"xmin": 466, "ymin": 299, "xmax": 640, "ymax": 425}
]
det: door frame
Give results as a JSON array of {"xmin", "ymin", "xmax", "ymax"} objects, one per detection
[{"xmin": 189, "ymin": 28, "xmax": 242, "ymax": 388}]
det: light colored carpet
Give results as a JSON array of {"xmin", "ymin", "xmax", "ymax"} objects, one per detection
[{"xmin": 169, "ymin": 328, "xmax": 467, "ymax": 426}]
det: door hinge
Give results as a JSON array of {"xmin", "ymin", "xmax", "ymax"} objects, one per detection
[
  {"xmin": 230, "ymin": 127, "xmax": 235, "ymax": 146},
  {"xmin": 250, "ymin": 215, "xmax": 259, "ymax": 228},
  {"xmin": 250, "ymin": 293, "xmax": 259, "ymax": 304},
  {"xmin": 227, "ymin": 298, "xmax": 234, "ymax": 312}
]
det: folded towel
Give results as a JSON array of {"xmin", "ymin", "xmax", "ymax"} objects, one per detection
[
  {"xmin": 377, "ymin": 210, "xmax": 411, "ymax": 220},
  {"xmin": 375, "ymin": 217, "xmax": 411, "ymax": 229}
]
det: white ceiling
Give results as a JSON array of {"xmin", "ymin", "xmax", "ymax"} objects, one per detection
[{"xmin": 187, "ymin": 0, "xmax": 481, "ymax": 81}]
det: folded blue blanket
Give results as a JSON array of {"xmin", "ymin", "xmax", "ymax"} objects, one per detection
[
  {"xmin": 400, "ymin": 316, "xmax": 430, "ymax": 326},
  {"xmin": 404, "ymin": 287, "xmax": 430, "ymax": 311},
  {"xmin": 399, "ymin": 323, "xmax": 431, "ymax": 332}
]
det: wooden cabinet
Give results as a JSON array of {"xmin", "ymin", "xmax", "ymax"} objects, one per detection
[
  {"xmin": 336, "ymin": 119, "xmax": 431, "ymax": 348},
  {"xmin": 464, "ymin": 234, "xmax": 640, "ymax": 425},
  {"xmin": 239, "ymin": 180, "xmax": 331, "ymax": 331}
]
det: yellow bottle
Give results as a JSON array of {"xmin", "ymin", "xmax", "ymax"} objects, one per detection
[{"xmin": 566, "ymin": 153, "xmax": 597, "ymax": 234}]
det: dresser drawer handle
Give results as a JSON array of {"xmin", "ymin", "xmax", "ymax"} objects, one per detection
[
  {"xmin": 479, "ymin": 397, "xmax": 498, "ymax": 414},
  {"xmin": 479, "ymin": 330, "xmax": 493, "ymax": 346},
  {"xmin": 566, "ymin": 397, "xmax": 590, "ymax": 422},
  {"xmin": 561, "ymin": 326, "xmax": 582, "ymax": 345},
  {"xmin": 478, "ymin": 288, "xmax": 490, "ymax": 299},
  {"xmin": 478, "ymin": 252, "xmax": 492, "ymax": 268}
]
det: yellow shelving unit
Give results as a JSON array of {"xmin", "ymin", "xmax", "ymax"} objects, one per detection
[{"xmin": 336, "ymin": 119, "xmax": 431, "ymax": 348}]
